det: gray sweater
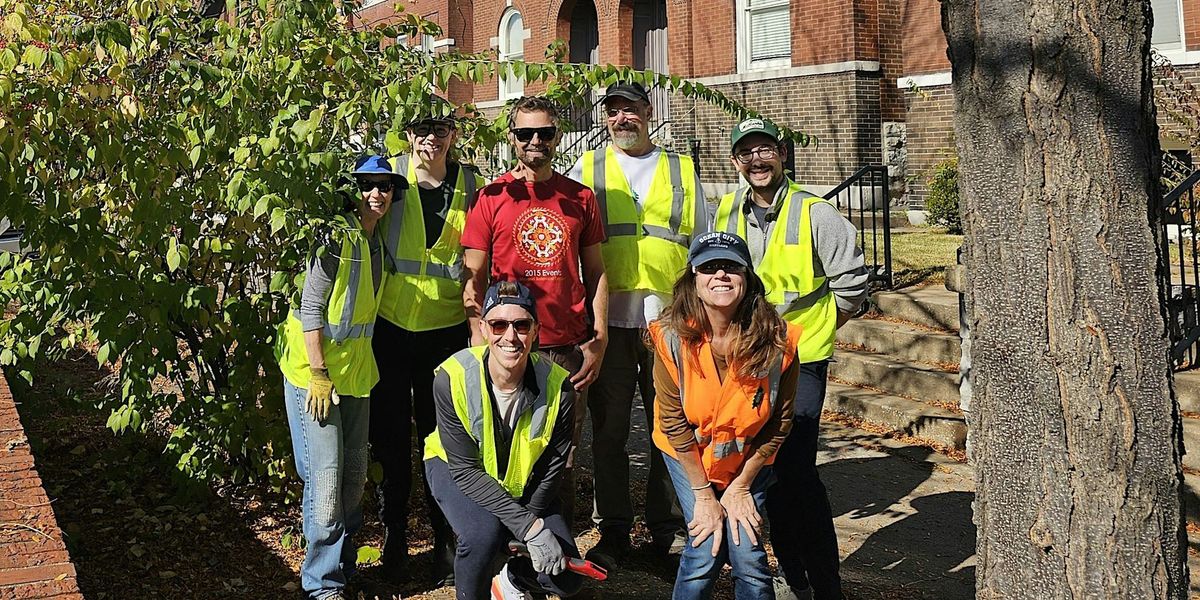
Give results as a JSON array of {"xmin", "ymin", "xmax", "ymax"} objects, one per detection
[
  {"xmin": 740, "ymin": 182, "xmax": 869, "ymax": 314},
  {"xmin": 430, "ymin": 356, "xmax": 576, "ymax": 539},
  {"xmin": 299, "ymin": 226, "xmax": 383, "ymax": 332}
]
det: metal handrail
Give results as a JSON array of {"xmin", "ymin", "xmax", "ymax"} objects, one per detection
[
  {"xmin": 823, "ymin": 165, "xmax": 893, "ymax": 288},
  {"xmin": 1162, "ymin": 169, "xmax": 1200, "ymax": 209}
]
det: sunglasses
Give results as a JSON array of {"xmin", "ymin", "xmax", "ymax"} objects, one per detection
[
  {"xmin": 357, "ymin": 180, "xmax": 395, "ymax": 193},
  {"xmin": 694, "ymin": 261, "xmax": 747, "ymax": 275},
  {"xmin": 486, "ymin": 318, "xmax": 535, "ymax": 335},
  {"xmin": 510, "ymin": 126, "xmax": 558, "ymax": 143},
  {"xmin": 409, "ymin": 122, "xmax": 453, "ymax": 138}
]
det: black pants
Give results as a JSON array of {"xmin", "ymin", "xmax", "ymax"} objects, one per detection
[
  {"xmin": 369, "ymin": 318, "xmax": 469, "ymax": 543},
  {"xmin": 425, "ymin": 458, "xmax": 584, "ymax": 600},
  {"xmin": 766, "ymin": 360, "xmax": 843, "ymax": 600}
]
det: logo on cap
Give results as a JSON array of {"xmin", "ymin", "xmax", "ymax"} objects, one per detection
[{"xmin": 739, "ymin": 118, "xmax": 765, "ymax": 132}]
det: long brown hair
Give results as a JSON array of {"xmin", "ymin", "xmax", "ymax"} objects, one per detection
[{"xmin": 656, "ymin": 266, "xmax": 788, "ymax": 379}]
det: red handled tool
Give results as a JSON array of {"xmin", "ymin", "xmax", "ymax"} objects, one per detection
[{"xmin": 506, "ymin": 541, "xmax": 609, "ymax": 581}]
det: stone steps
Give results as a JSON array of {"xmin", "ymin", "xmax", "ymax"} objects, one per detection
[
  {"xmin": 829, "ymin": 349, "xmax": 961, "ymax": 406},
  {"xmin": 871, "ymin": 287, "xmax": 960, "ymax": 332},
  {"xmin": 824, "ymin": 383, "xmax": 967, "ymax": 451},
  {"xmin": 837, "ymin": 318, "xmax": 961, "ymax": 365}
]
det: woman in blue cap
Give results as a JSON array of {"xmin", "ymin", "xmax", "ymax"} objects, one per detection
[{"xmin": 275, "ymin": 155, "xmax": 405, "ymax": 599}]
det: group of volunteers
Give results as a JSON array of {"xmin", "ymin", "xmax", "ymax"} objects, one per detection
[{"xmin": 275, "ymin": 81, "xmax": 868, "ymax": 600}]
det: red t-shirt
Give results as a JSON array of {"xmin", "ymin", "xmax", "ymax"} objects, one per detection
[{"xmin": 462, "ymin": 172, "xmax": 607, "ymax": 347}]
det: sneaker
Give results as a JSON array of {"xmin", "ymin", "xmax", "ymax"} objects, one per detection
[
  {"xmin": 773, "ymin": 577, "xmax": 814, "ymax": 600},
  {"xmin": 490, "ymin": 563, "xmax": 534, "ymax": 600},
  {"xmin": 585, "ymin": 530, "xmax": 630, "ymax": 572}
]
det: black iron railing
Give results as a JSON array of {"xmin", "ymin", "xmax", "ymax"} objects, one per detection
[
  {"xmin": 553, "ymin": 85, "xmax": 673, "ymax": 171},
  {"xmin": 823, "ymin": 165, "xmax": 893, "ymax": 288},
  {"xmin": 1160, "ymin": 168, "xmax": 1200, "ymax": 370}
]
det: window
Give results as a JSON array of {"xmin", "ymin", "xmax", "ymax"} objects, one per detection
[
  {"xmin": 737, "ymin": 0, "xmax": 791, "ymax": 72},
  {"xmin": 499, "ymin": 8, "xmax": 528, "ymax": 100},
  {"xmin": 396, "ymin": 33, "xmax": 435, "ymax": 56},
  {"xmin": 1152, "ymin": 0, "xmax": 1184, "ymax": 49}
]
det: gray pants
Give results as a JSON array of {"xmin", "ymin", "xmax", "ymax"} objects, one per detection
[{"xmin": 587, "ymin": 326, "xmax": 684, "ymax": 540}]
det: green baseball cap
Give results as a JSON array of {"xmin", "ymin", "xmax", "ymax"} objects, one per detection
[{"xmin": 730, "ymin": 117, "xmax": 782, "ymax": 151}]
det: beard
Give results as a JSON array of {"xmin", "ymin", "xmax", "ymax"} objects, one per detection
[
  {"xmin": 612, "ymin": 129, "xmax": 642, "ymax": 150},
  {"xmin": 518, "ymin": 147, "xmax": 554, "ymax": 169}
]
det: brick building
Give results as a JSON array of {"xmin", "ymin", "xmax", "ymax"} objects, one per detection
[
  {"xmin": 899, "ymin": 0, "xmax": 1200, "ymax": 206},
  {"xmin": 350, "ymin": 0, "xmax": 905, "ymax": 198},
  {"xmin": 350, "ymin": 0, "xmax": 1197, "ymax": 203}
]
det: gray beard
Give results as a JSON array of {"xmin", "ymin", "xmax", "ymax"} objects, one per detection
[{"xmin": 612, "ymin": 132, "xmax": 641, "ymax": 150}]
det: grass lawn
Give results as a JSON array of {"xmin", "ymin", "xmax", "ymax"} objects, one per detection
[{"xmin": 861, "ymin": 228, "xmax": 962, "ymax": 288}]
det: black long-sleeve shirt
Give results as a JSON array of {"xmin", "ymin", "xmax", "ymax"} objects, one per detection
[{"xmin": 430, "ymin": 354, "xmax": 576, "ymax": 539}]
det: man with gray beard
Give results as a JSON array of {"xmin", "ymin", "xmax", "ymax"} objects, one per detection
[{"xmin": 567, "ymin": 81, "xmax": 706, "ymax": 571}]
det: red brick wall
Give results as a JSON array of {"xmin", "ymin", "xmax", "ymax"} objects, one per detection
[
  {"xmin": 1185, "ymin": 0, "xmax": 1200, "ymax": 50},
  {"xmin": 878, "ymin": 0, "xmax": 906, "ymax": 121},
  {"xmin": 794, "ymin": 0, "xmax": 877, "ymax": 66},
  {"xmin": 670, "ymin": 71, "xmax": 883, "ymax": 189},
  {"xmin": 901, "ymin": 0, "xmax": 949, "ymax": 75},
  {"xmin": 903, "ymin": 83, "xmax": 954, "ymax": 207}
]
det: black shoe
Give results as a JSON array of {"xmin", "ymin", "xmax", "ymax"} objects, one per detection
[
  {"xmin": 650, "ymin": 531, "xmax": 687, "ymax": 557},
  {"xmin": 585, "ymin": 531, "xmax": 630, "ymax": 572}
]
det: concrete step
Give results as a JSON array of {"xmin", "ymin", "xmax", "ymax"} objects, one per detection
[
  {"xmin": 837, "ymin": 318, "xmax": 961, "ymax": 366},
  {"xmin": 824, "ymin": 383, "xmax": 967, "ymax": 451},
  {"xmin": 871, "ymin": 286, "xmax": 960, "ymax": 331},
  {"xmin": 1185, "ymin": 417, "xmax": 1200, "ymax": 473},
  {"xmin": 1176, "ymin": 370, "xmax": 1200, "ymax": 414},
  {"xmin": 830, "ymin": 349, "xmax": 961, "ymax": 406}
]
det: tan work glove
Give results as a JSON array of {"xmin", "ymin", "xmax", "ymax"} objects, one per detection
[{"xmin": 306, "ymin": 367, "xmax": 340, "ymax": 421}]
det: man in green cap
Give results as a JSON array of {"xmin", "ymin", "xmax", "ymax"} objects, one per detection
[{"xmin": 712, "ymin": 117, "xmax": 869, "ymax": 600}]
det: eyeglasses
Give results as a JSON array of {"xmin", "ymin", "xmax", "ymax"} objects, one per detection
[
  {"xmin": 486, "ymin": 318, "xmax": 535, "ymax": 335},
  {"xmin": 510, "ymin": 126, "xmax": 558, "ymax": 143},
  {"xmin": 357, "ymin": 180, "xmax": 395, "ymax": 193},
  {"xmin": 733, "ymin": 145, "xmax": 780, "ymax": 164},
  {"xmin": 694, "ymin": 261, "xmax": 747, "ymax": 275},
  {"xmin": 409, "ymin": 122, "xmax": 453, "ymax": 138},
  {"xmin": 605, "ymin": 106, "xmax": 643, "ymax": 119}
]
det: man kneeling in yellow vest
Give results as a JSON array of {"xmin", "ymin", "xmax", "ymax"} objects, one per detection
[{"xmin": 423, "ymin": 280, "xmax": 583, "ymax": 600}]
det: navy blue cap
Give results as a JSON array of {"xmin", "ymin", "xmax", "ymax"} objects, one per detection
[
  {"xmin": 483, "ymin": 280, "xmax": 538, "ymax": 320},
  {"xmin": 688, "ymin": 231, "xmax": 752, "ymax": 268}
]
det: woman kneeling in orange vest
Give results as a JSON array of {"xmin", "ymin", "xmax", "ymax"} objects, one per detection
[{"xmin": 648, "ymin": 231, "xmax": 802, "ymax": 600}]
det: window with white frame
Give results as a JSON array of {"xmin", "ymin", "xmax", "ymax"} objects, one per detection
[
  {"xmin": 499, "ymin": 8, "xmax": 528, "ymax": 99},
  {"xmin": 736, "ymin": 0, "xmax": 791, "ymax": 72},
  {"xmin": 397, "ymin": 32, "xmax": 436, "ymax": 56},
  {"xmin": 1151, "ymin": 0, "xmax": 1184, "ymax": 50}
]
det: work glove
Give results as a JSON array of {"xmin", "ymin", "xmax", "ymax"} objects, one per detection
[
  {"xmin": 524, "ymin": 519, "xmax": 566, "ymax": 576},
  {"xmin": 306, "ymin": 367, "xmax": 339, "ymax": 421}
]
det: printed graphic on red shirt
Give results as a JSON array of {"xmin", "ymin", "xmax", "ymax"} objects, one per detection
[{"xmin": 513, "ymin": 207, "xmax": 571, "ymax": 277}]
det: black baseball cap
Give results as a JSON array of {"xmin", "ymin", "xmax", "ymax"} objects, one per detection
[
  {"xmin": 482, "ymin": 280, "xmax": 538, "ymax": 319},
  {"xmin": 602, "ymin": 81, "xmax": 650, "ymax": 104},
  {"xmin": 688, "ymin": 231, "xmax": 752, "ymax": 268}
]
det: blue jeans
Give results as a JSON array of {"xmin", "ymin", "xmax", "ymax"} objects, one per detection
[
  {"xmin": 663, "ymin": 454, "xmax": 776, "ymax": 600},
  {"xmin": 284, "ymin": 379, "xmax": 371, "ymax": 599}
]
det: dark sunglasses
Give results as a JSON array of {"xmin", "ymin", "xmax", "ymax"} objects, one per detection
[
  {"xmin": 510, "ymin": 126, "xmax": 558, "ymax": 143},
  {"xmin": 694, "ymin": 261, "xmax": 747, "ymax": 275},
  {"xmin": 409, "ymin": 122, "xmax": 453, "ymax": 138},
  {"xmin": 357, "ymin": 180, "xmax": 395, "ymax": 193},
  {"xmin": 486, "ymin": 318, "xmax": 535, "ymax": 335}
]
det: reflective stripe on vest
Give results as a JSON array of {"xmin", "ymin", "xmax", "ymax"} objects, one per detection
[
  {"xmin": 423, "ymin": 347, "xmax": 567, "ymax": 498},
  {"xmin": 716, "ymin": 184, "xmax": 838, "ymax": 361},
  {"xmin": 591, "ymin": 149, "xmax": 689, "ymax": 247},
  {"xmin": 377, "ymin": 157, "xmax": 480, "ymax": 330},
  {"xmin": 275, "ymin": 214, "xmax": 381, "ymax": 398}
]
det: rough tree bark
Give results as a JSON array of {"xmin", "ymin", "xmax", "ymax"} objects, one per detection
[{"xmin": 942, "ymin": 0, "xmax": 1189, "ymax": 597}]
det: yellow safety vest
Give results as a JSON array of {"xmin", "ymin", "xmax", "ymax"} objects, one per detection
[
  {"xmin": 578, "ymin": 147, "xmax": 699, "ymax": 294},
  {"xmin": 276, "ymin": 214, "xmax": 381, "ymax": 398},
  {"xmin": 423, "ymin": 347, "xmax": 569, "ymax": 498},
  {"xmin": 714, "ymin": 182, "xmax": 838, "ymax": 362},
  {"xmin": 377, "ymin": 157, "xmax": 484, "ymax": 331}
]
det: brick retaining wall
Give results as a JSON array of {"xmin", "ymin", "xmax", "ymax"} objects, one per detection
[{"xmin": 0, "ymin": 371, "xmax": 82, "ymax": 599}]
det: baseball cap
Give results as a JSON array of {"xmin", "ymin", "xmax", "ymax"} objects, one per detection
[
  {"xmin": 602, "ymin": 81, "xmax": 650, "ymax": 104},
  {"xmin": 352, "ymin": 155, "xmax": 396, "ymax": 177},
  {"xmin": 688, "ymin": 231, "xmax": 752, "ymax": 269},
  {"xmin": 482, "ymin": 280, "xmax": 538, "ymax": 320},
  {"xmin": 729, "ymin": 117, "xmax": 783, "ymax": 151}
]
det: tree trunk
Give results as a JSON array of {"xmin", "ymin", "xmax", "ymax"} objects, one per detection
[{"xmin": 942, "ymin": 0, "xmax": 1189, "ymax": 597}]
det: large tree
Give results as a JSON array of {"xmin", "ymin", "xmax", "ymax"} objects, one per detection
[{"xmin": 943, "ymin": 0, "xmax": 1189, "ymax": 596}]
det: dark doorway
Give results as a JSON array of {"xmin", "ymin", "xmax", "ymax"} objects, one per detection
[{"xmin": 632, "ymin": 0, "xmax": 670, "ymax": 131}]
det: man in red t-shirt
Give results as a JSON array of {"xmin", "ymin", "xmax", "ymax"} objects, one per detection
[{"xmin": 461, "ymin": 96, "xmax": 609, "ymax": 528}]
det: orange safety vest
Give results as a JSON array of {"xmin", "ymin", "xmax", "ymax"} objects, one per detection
[{"xmin": 648, "ymin": 321, "xmax": 802, "ymax": 488}]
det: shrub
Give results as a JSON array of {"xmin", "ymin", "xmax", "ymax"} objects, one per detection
[{"xmin": 925, "ymin": 157, "xmax": 963, "ymax": 234}]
